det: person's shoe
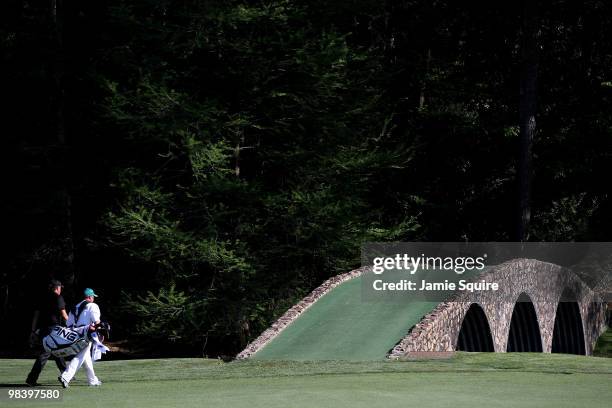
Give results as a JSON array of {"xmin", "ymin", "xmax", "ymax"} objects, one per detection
[
  {"xmin": 89, "ymin": 380, "xmax": 102, "ymax": 387},
  {"xmin": 58, "ymin": 376, "xmax": 69, "ymax": 388},
  {"xmin": 25, "ymin": 378, "xmax": 40, "ymax": 387}
]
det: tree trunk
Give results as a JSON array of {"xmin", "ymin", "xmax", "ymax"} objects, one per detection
[
  {"xmin": 50, "ymin": 0, "xmax": 76, "ymax": 287},
  {"xmin": 234, "ymin": 133, "xmax": 244, "ymax": 177},
  {"xmin": 419, "ymin": 48, "xmax": 431, "ymax": 110},
  {"xmin": 516, "ymin": 0, "xmax": 539, "ymax": 241}
]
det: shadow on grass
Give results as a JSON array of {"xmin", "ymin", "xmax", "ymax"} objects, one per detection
[{"xmin": 0, "ymin": 383, "xmax": 34, "ymax": 387}]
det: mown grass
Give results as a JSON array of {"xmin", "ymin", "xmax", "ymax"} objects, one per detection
[
  {"xmin": 1, "ymin": 353, "xmax": 610, "ymax": 408},
  {"xmin": 594, "ymin": 327, "xmax": 612, "ymax": 358}
]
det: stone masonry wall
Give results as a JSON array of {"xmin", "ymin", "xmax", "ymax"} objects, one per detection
[{"xmin": 388, "ymin": 258, "xmax": 608, "ymax": 358}]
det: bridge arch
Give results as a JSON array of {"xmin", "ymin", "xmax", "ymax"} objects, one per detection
[
  {"xmin": 506, "ymin": 293, "xmax": 543, "ymax": 352},
  {"xmin": 456, "ymin": 303, "xmax": 495, "ymax": 352},
  {"xmin": 551, "ymin": 288, "xmax": 586, "ymax": 355},
  {"xmin": 387, "ymin": 260, "xmax": 607, "ymax": 358}
]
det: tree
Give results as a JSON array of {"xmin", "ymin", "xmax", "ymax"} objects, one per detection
[{"xmin": 516, "ymin": 0, "xmax": 540, "ymax": 241}]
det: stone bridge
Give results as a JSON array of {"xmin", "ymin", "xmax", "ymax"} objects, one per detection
[
  {"xmin": 389, "ymin": 258, "xmax": 608, "ymax": 357},
  {"xmin": 238, "ymin": 258, "xmax": 608, "ymax": 360}
]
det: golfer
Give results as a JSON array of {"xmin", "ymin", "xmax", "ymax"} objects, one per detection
[
  {"xmin": 26, "ymin": 279, "xmax": 68, "ymax": 386},
  {"xmin": 58, "ymin": 288, "xmax": 103, "ymax": 387}
]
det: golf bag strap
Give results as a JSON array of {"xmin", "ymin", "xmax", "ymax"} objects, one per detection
[{"xmin": 71, "ymin": 301, "xmax": 88, "ymax": 327}]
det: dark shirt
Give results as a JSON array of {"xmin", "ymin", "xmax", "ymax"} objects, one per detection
[{"xmin": 36, "ymin": 292, "xmax": 66, "ymax": 328}]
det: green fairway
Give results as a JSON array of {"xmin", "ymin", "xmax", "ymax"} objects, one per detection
[
  {"xmin": 252, "ymin": 270, "xmax": 441, "ymax": 360},
  {"xmin": 1, "ymin": 354, "xmax": 611, "ymax": 408},
  {"xmin": 594, "ymin": 327, "xmax": 612, "ymax": 357}
]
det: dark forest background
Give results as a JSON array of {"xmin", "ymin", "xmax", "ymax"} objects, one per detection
[{"xmin": 1, "ymin": 0, "xmax": 611, "ymax": 357}]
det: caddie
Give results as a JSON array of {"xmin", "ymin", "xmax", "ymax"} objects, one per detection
[{"xmin": 58, "ymin": 288, "xmax": 103, "ymax": 387}]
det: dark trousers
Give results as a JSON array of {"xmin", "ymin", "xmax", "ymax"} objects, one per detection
[{"xmin": 26, "ymin": 327, "xmax": 66, "ymax": 383}]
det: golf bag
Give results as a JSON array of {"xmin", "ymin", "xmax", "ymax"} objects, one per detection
[
  {"xmin": 42, "ymin": 325, "xmax": 91, "ymax": 358},
  {"xmin": 42, "ymin": 323, "xmax": 111, "ymax": 359}
]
